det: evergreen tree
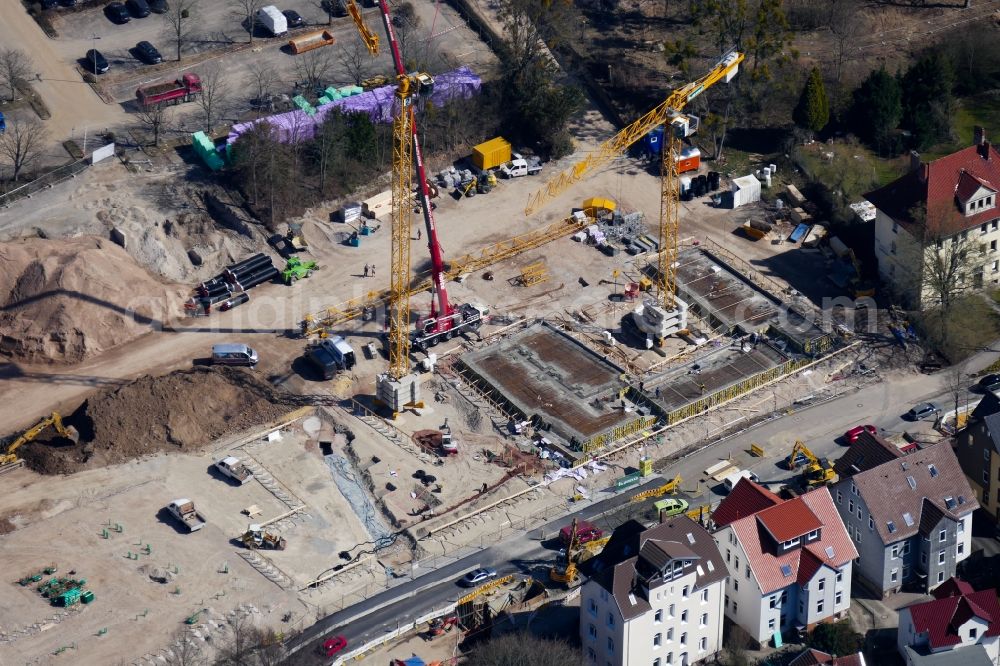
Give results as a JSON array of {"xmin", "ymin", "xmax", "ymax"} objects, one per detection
[
  {"xmin": 902, "ymin": 53, "xmax": 954, "ymax": 149},
  {"xmin": 850, "ymin": 66, "xmax": 902, "ymax": 149},
  {"xmin": 793, "ymin": 67, "xmax": 829, "ymax": 133}
]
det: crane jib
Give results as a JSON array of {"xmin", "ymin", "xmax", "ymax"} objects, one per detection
[{"xmin": 686, "ymin": 85, "xmax": 705, "ymax": 102}]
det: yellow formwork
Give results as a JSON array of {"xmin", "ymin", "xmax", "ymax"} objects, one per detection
[{"xmin": 519, "ymin": 262, "xmax": 549, "ymax": 287}]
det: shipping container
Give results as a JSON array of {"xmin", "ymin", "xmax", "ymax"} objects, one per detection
[
  {"xmin": 731, "ymin": 174, "xmax": 761, "ymax": 208},
  {"xmin": 471, "ymin": 137, "xmax": 512, "ymax": 171},
  {"xmin": 677, "ymin": 146, "xmax": 700, "ymax": 174}
]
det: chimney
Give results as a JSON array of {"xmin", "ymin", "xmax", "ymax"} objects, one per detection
[
  {"xmin": 981, "ymin": 141, "xmax": 991, "ymax": 161},
  {"xmin": 974, "ymin": 126, "xmax": 987, "ymax": 146},
  {"xmin": 910, "ymin": 150, "xmax": 922, "ymax": 174}
]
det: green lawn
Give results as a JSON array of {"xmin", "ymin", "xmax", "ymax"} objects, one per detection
[{"xmin": 925, "ymin": 93, "xmax": 1000, "ymax": 159}]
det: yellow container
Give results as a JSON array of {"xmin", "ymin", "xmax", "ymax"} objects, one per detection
[{"xmin": 471, "ymin": 137, "xmax": 512, "ymax": 171}]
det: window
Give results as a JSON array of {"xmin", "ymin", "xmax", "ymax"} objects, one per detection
[
  {"xmin": 589, "ymin": 624, "xmax": 597, "ymax": 639},
  {"xmin": 733, "ymin": 601, "xmax": 738, "ymax": 614},
  {"xmin": 781, "ymin": 590, "xmax": 788, "ymax": 604},
  {"xmin": 891, "ymin": 544, "xmax": 900, "ymax": 559},
  {"xmin": 993, "ymin": 241, "xmax": 999, "ymax": 253},
  {"xmin": 607, "ymin": 613, "xmax": 615, "ymax": 628},
  {"xmin": 734, "ymin": 556, "xmax": 739, "ymax": 569},
  {"xmin": 654, "ymin": 609, "xmax": 663, "ymax": 623},
  {"xmin": 807, "ymin": 529, "xmax": 818, "ymax": 540},
  {"xmin": 903, "ymin": 541, "xmax": 911, "ymax": 555},
  {"xmin": 724, "ymin": 594, "xmax": 729, "ymax": 608},
  {"xmin": 667, "ymin": 653, "xmax": 673, "ymax": 665},
  {"xmin": 869, "ymin": 516, "xmax": 874, "ymax": 530},
  {"xmin": 667, "ymin": 628, "xmax": 674, "ymax": 642},
  {"xmin": 983, "ymin": 223, "xmax": 989, "ymax": 235},
  {"xmin": 818, "ymin": 578, "xmax": 825, "ymax": 591},
  {"xmin": 891, "ymin": 568, "xmax": 899, "ymax": 583},
  {"xmin": 699, "ymin": 637, "xmax": 707, "ymax": 652},
  {"xmin": 836, "ymin": 591, "xmax": 843, "ymax": 605},
  {"xmin": 970, "ymin": 628, "xmax": 978, "ymax": 639},
  {"xmin": 769, "ymin": 595, "xmax": 778, "ymax": 609},
  {"xmin": 857, "ymin": 508, "xmax": 863, "ymax": 520},
  {"xmin": 654, "ymin": 633, "xmax": 662, "ymax": 647},
  {"xmin": 588, "ymin": 647, "xmax": 596, "ymax": 661},
  {"xmin": 903, "ymin": 564, "xmax": 910, "ymax": 579},
  {"xmin": 782, "ymin": 538, "xmax": 800, "ymax": 548},
  {"xmin": 922, "ymin": 552, "xmax": 928, "ymax": 565},
  {"xmin": 701, "ymin": 589, "xmax": 709, "ymax": 602},
  {"xmin": 726, "ymin": 549, "xmax": 731, "ymax": 563},
  {"xmin": 939, "ymin": 550, "xmax": 946, "ymax": 565},
  {"xmin": 745, "ymin": 566, "xmax": 750, "ymax": 579},
  {"xmin": 837, "ymin": 490, "xmax": 843, "ymax": 504},
  {"xmin": 607, "ymin": 637, "xmax": 614, "ymax": 654},
  {"xmin": 589, "ymin": 599, "xmax": 598, "ymax": 616},
  {"xmin": 816, "ymin": 599, "xmax": 825, "ymax": 614},
  {"xmin": 682, "ymin": 586, "xmax": 689, "ymax": 598},
  {"xmin": 958, "ymin": 543, "xmax": 965, "ymax": 556},
  {"xmin": 852, "ymin": 483, "xmax": 859, "ymax": 496},
  {"xmin": 681, "ymin": 610, "xmax": 688, "ymax": 623},
  {"xmin": 734, "ymin": 580, "xmax": 739, "ymax": 592},
  {"xmin": 940, "ymin": 529, "xmax": 947, "ymax": 542},
  {"xmin": 892, "ymin": 222, "xmax": 899, "ymax": 234},
  {"xmin": 700, "ymin": 613, "xmax": 708, "ymax": 627},
  {"xmin": 836, "ymin": 571, "xmax": 843, "ymax": 583},
  {"xmin": 849, "ymin": 499, "xmax": 855, "ymax": 513},
  {"xmin": 654, "ymin": 659, "xmax": 661, "ymax": 666},
  {"xmin": 994, "ymin": 261, "xmax": 999, "ymax": 273},
  {"xmin": 891, "ymin": 240, "xmax": 897, "ymax": 255},
  {"xmin": 768, "ymin": 618, "xmax": 776, "ymax": 631},
  {"xmin": 938, "ymin": 571, "xmax": 946, "ymax": 583},
  {"xmin": 669, "ymin": 604, "xmax": 675, "ymax": 617},
  {"xmin": 680, "ymin": 632, "xmax": 687, "ymax": 646}
]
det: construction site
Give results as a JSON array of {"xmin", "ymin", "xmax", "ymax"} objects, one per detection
[{"xmin": 0, "ymin": 0, "xmax": 899, "ymax": 663}]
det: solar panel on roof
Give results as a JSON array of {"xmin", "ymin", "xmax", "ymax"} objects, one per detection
[{"xmin": 781, "ymin": 564, "xmax": 793, "ymax": 577}]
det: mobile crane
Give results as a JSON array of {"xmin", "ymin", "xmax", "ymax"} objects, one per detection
[
  {"xmin": 2, "ymin": 412, "xmax": 79, "ymax": 472},
  {"xmin": 525, "ymin": 52, "xmax": 743, "ymax": 341},
  {"xmin": 346, "ymin": 0, "xmax": 488, "ymax": 397},
  {"xmin": 785, "ymin": 441, "xmax": 836, "ymax": 487}
]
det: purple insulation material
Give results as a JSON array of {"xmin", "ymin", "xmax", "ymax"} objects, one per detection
[{"xmin": 227, "ymin": 67, "xmax": 482, "ymax": 146}]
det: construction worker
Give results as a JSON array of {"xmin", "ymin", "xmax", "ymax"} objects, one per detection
[
  {"xmin": 416, "ymin": 227, "xmax": 422, "ymax": 240},
  {"xmin": 363, "ymin": 263, "xmax": 369, "ymax": 277},
  {"xmin": 371, "ymin": 264, "xmax": 376, "ymax": 277}
]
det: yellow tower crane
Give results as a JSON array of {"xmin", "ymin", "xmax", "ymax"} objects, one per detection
[{"xmin": 524, "ymin": 51, "xmax": 744, "ymax": 313}]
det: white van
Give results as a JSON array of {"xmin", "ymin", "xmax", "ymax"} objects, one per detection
[
  {"xmin": 211, "ymin": 343, "xmax": 258, "ymax": 367},
  {"xmin": 256, "ymin": 5, "xmax": 288, "ymax": 36},
  {"xmin": 723, "ymin": 469, "xmax": 759, "ymax": 492}
]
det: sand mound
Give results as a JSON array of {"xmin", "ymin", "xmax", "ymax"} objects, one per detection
[
  {"xmin": 21, "ymin": 367, "xmax": 296, "ymax": 474},
  {"xmin": 0, "ymin": 237, "xmax": 185, "ymax": 364}
]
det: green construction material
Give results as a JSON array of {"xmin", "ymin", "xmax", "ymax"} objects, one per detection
[
  {"xmin": 192, "ymin": 131, "xmax": 224, "ymax": 171},
  {"xmin": 113, "ymin": 523, "xmax": 123, "ymax": 533},
  {"xmin": 338, "ymin": 85, "xmax": 362, "ymax": 97},
  {"xmin": 317, "ymin": 95, "xmax": 332, "ymax": 105},
  {"xmin": 53, "ymin": 587, "xmax": 83, "ymax": 607},
  {"xmin": 81, "ymin": 590, "xmax": 95, "ymax": 604},
  {"xmin": 96, "ymin": 627, "xmax": 107, "ymax": 636},
  {"xmin": 292, "ymin": 95, "xmax": 316, "ymax": 116}
]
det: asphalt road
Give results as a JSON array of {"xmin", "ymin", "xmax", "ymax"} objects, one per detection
[{"xmin": 283, "ymin": 347, "xmax": 1000, "ymax": 663}]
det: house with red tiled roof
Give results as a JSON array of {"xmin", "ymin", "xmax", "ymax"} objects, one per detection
[
  {"xmin": 864, "ymin": 128, "xmax": 1000, "ymax": 307},
  {"xmin": 788, "ymin": 647, "xmax": 866, "ymax": 666},
  {"xmin": 897, "ymin": 578, "xmax": 1000, "ymax": 666},
  {"xmin": 710, "ymin": 480, "xmax": 857, "ymax": 647}
]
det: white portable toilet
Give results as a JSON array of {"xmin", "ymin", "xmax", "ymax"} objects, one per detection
[
  {"xmin": 769, "ymin": 163, "xmax": 777, "ymax": 175},
  {"xmin": 680, "ymin": 176, "xmax": 692, "ymax": 194}
]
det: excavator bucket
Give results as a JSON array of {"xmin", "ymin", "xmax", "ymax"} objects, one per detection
[{"xmin": 62, "ymin": 426, "xmax": 80, "ymax": 445}]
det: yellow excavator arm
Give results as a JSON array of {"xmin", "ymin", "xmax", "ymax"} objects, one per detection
[
  {"xmin": 2, "ymin": 412, "xmax": 79, "ymax": 465},
  {"xmin": 525, "ymin": 51, "xmax": 744, "ymax": 216}
]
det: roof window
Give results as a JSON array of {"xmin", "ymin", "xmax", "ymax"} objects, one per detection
[
  {"xmin": 903, "ymin": 512, "xmax": 915, "ymax": 527},
  {"xmin": 780, "ymin": 564, "xmax": 793, "ymax": 578},
  {"xmin": 887, "ymin": 521, "xmax": 897, "ymax": 534},
  {"xmin": 928, "ymin": 464, "xmax": 939, "ymax": 478}
]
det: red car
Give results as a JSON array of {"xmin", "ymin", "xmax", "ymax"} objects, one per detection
[
  {"xmin": 322, "ymin": 635, "xmax": 347, "ymax": 657},
  {"xmin": 844, "ymin": 424, "xmax": 877, "ymax": 444}
]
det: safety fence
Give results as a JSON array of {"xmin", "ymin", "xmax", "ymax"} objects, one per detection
[{"xmin": 0, "ymin": 158, "xmax": 90, "ymax": 208}]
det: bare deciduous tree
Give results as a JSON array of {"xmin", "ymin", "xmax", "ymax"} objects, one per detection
[
  {"xmin": 467, "ymin": 633, "xmax": 582, "ymax": 666},
  {"xmin": 195, "ymin": 66, "xmax": 229, "ymax": 133},
  {"xmin": 245, "ymin": 61, "xmax": 279, "ymax": 110},
  {"xmin": 337, "ymin": 40, "xmax": 374, "ymax": 86},
  {"xmin": 135, "ymin": 103, "xmax": 171, "ymax": 147},
  {"xmin": 216, "ymin": 611, "xmax": 257, "ymax": 665},
  {"xmin": 0, "ymin": 116, "xmax": 48, "ymax": 181},
  {"xmin": 163, "ymin": 629, "xmax": 205, "ymax": 666},
  {"xmin": 828, "ymin": 2, "xmax": 864, "ymax": 82},
  {"xmin": 313, "ymin": 0, "xmax": 343, "ymax": 26},
  {"xmin": 0, "ymin": 48, "xmax": 34, "ymax": 102},
  {"xmin": 161, "ymin": 0, "xmax": 200, "ymax": 62},
  {"xmin": 228, "ymin": 0, "xmax": 264, "ymax": 44},
  {"xmin": 294, "ymin": 49, "xmax": 334, "ymax": 94}
]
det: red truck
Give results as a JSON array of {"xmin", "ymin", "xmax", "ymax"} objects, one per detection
[{"xmin": 136, "ymin": 73, "xmax": 202, "ymax": 107}]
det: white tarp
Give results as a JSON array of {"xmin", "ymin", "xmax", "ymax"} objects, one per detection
[{"xmin": 731, "ymin": 174, "xmax": 761, "ymax": 208}]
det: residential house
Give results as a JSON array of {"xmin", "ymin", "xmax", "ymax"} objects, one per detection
[
  {"xmin": 831, "ymin": 442, "xmax": 977, "ymax": 597},
  {"xmin": 864, "ymin": 127, "xmax": 1000, "ymax": 307},
  {"xmin": 788, "ymin": 648, "xmax": 866, "ymax": 666},
  {"xmin": 710, "ymin": 480, "xmax": 857, "ymax": 646},
  {"xmin": 897, "ymin": 577, "xmax": 1000, "ymax": 666},
  {"xmin": 955, "ymin": 391, "xmax": 1000, "ymax": 527},
  {"xmin": 579, "ymin": 515, "xmax": 727, "ymax": 666}
]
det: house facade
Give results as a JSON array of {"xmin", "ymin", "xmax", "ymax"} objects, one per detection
[
  {"xmin": 897, "ymin": 577, "xmax": 1000, "ymax": 666},
  {"xmin": 865, "ymin": 127, "xmax": 1000, "ymax": 307},
  {"xmin": 580, "ymin": 515, "xmax": 727, "ymax": 666},
  {"xmin": 955, "ymin": 391, "xmax": 1000, "ymax": 527},
  {"xmin": 830, "ymin": 442, "xmax": 976, "ymax": 597},
  {"xmin": 710, "ymin": 481, "xmax": 857, "ymax": 646}
]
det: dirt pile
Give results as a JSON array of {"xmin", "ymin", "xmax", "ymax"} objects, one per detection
[
  {"xmin": 0, "ymin": 237, "xmax": 185, "ymax": 364},
  {"xmin": 21, "ymin": 367, "xmax": 296, "ymax": 474}
]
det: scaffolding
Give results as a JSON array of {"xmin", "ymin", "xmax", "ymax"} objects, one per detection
[{"xmin": 518, "ymin": 262, "xmax": 549, "ymax": 287}]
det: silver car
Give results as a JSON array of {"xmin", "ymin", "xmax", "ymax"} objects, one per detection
[{"xmin": 459, "ymin": 568, "xmax": 497, "ymax": 587}]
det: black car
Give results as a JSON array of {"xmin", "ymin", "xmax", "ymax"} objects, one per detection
[
  {"xmin": 980, "ymin": 374, "xmax": 1000, "ymax": 392},
  {"xmin": 282, "ymin": 9, "xmax": 305, "ymax": 27},
  {"xmin": 149, "ymin": 0, "xmax": 168, "ymax": 11},
  {"xmin": 40, "ymin": 0, "xmax": 57, "ymax": 9},
  {"xmin": 84, "ymin": 49, "xmax": 109, "ymax": 74},
  {"xmin": 126, "ymin": 0, "xmax": 150, "ymax": 17},
  {"xmin": 105, "ymin": 2, "xmax": 130, "ymax": 22},
  {"xmin": 135, "ymin": 41, "xmax": 162, "ymax": 64}
]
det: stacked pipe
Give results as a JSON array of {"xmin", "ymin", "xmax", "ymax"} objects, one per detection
[{"xmin": 188, "ymin": 253, "xmax": 277, "ymax": 314}]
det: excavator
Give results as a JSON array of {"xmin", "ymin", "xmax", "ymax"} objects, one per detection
[
  {"xmin": 549, "ymin": 518, "xmax": 610, "ymax": 586},
  {"xmin": 785, "ymin": 441, "xmax": 835, "ymax": 487},
  {"xmin": 240, "ymin": 524, "xmax": 288, "ymax": 550},
  {"xmin": 1, "ymin": 412, "xmax": 79, "ymax": 472}
]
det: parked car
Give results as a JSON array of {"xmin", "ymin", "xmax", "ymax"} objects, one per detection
[
  {"xmin": 980, "ymin": 374, "xmax": 1000, "ymax": 392},
  {"xmin": 40, "ymin": 0, "xmax": 58, "ymax": 9},
  {"xmin": 0, "ymin": 112, "xmax": 6, "ymax": 134},
  {"xmin": 58, "ymin": 0, "xmax": 77, "ymax": 6},
  {"xmin": 135, "ymin": 41, "xmax": 162, "ymax": 64},
  {"xmin": 282, "ymin": 9, "xmax": 305, "ymax": 27},
  {"xmin": 559, "ymin": 520, "xmax": 603, "ymax": 546},
  {"xmin": 654, "ymin": 498, "xmax": 689, "ymax": 518},
  {"xmin": 126, "ymin": 0, "xmax": 150, "ymax": 17},
  {"xmin": 148, "ymin": 0, "xmax": 169, "ymax": 12},
  {"xmin": 905, "ymin": 402, "xmax": 940, "ymax": 421},
  {"xmin": 843, "ymin": 424, "xmax": 877, "ymax": 444},
  {"xmin": 105, "ymin": 2, "xmax": 131, "ymax": 23},
  {"xmin": 84, "ymin": 49, "xmax": 110, "ymax": 74},
  {"xmin": 321, "ymin": 635, "xmax": 347, "ymax": 657},
  {"xmin": 459, "ymin": 568, "xmax": 497, "ymax": 587}
]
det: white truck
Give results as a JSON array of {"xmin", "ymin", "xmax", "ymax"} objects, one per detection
[
  {"xmin": 256, "ymin": 5, "xmax": 288, "ymax": 36},
  {"xmin": 167, "ymin": 499, "xmax": 207, "ymax": 532},
  {"xmin": 499, "ymin": 155, "xmax": 542, "ymax": 178},
  {"xmin": 215, "ymin": 456, "xmax": 253, "ymax": 485},
  {"xmin": 722, "ymin": 469, "xmax": 759, "ymax": 492}
]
